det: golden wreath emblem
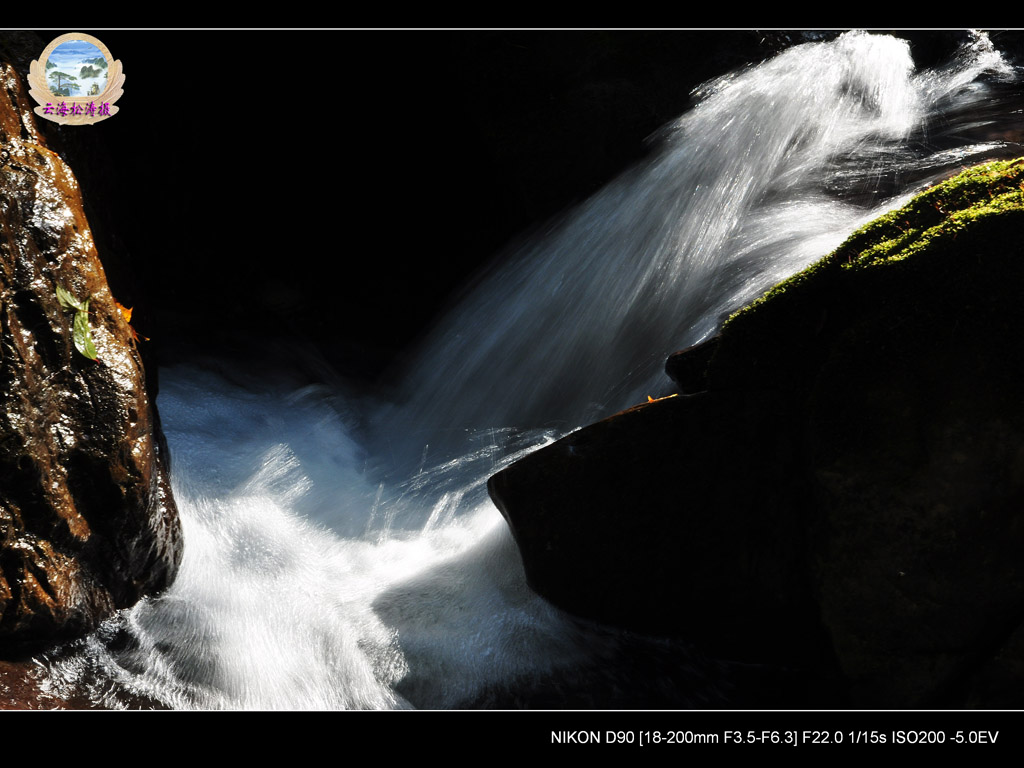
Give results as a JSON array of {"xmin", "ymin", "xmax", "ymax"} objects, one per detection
[{"xmin": 27, "ymin": 32, "xmax": 124, "ymax": 126}]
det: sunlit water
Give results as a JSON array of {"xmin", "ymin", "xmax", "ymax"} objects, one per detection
[{"xmin": 37, "ymin": 31, "xmax": 1024, "ymax": 709}]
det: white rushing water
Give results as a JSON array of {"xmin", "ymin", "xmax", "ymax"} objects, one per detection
[{"xmin": 39, "ymin": 31, "xmax": 1023, "ymax": 709}]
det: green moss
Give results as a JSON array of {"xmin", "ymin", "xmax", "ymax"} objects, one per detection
[
  {"xmin": 727, "ymin": 157, "xmax": 1024, "ymax": 325},
  {"xmin": 702, "ymin": 156, "xmax": 1024, "ymax": 395}
]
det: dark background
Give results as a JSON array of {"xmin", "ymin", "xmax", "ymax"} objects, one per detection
[
  {"xmin": 4, "ymin": 30, "xmax": 1002, "ymax": 385},
  {"xmin": 4, "ymin": 30, "xmax": 808, "ymax": 381}
]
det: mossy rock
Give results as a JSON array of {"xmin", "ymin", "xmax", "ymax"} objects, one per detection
[
  {"xmin": 711, "ymin": 157, "xmax": 1024, "ymax": 391},
  {"xmin": 491, "ymin": 157, "xmax": 1024, "ymax": 707},
  {"xmin": 703, "ymin": 157, "xmax": 1024, "ymax": 706}
]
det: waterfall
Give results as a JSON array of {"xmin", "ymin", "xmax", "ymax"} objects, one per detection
[
  {"xmin": 377, "ymin": 30, "xmax": 1019, "ymax": 457},
  {"xmin": 36, "ymin": 31, "xmax": 1022, "ymax": 710}
]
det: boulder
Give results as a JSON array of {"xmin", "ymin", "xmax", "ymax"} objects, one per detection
[
  {"xmin": 0, "ymin": 61, "xmax": 181, "ymax": 653},
  {"xmin": 489, "ymin": 157, "xmax": 1024, "ymax": 707},
  {"xmin": 487, "ymin": 391, "xmax": 835, "ymax": 674},
  {"xmin": 664, "ymin": 334, "xmax": 719, "ymax": 394}
]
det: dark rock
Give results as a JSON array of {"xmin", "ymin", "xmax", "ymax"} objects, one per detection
[
  {"xmin": 488, "ymin": 391, "xmax": 835, "ymax": 676},
  {"xmin": 664, "ymin": 334, "xmax": 719, "ymax": 394},
  {"xmin": 489, "ymin": 157, "xmax": 1024, "ymax": 707},
  {"xmin": 0, "ymin": 61, "xmax": 181, "ymax": 653}
]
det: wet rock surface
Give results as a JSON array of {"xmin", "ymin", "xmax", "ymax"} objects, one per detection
[
  {"xmin": 490, "ymin": 158, "xmax": 1024, "ymax": 707},
  {"xmin": 0, "ymin": 61, "xmax": 181, "ymax": 655}
]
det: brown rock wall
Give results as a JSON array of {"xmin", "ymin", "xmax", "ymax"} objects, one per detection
[{"xmin": 0, "ymin": 61, "xmax": 181, "ymax": 653}]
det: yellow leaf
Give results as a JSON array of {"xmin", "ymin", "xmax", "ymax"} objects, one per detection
[
  {"xmin": 113, "ymin": 298, "xmax": 148, "ymax": 343},
  {"xmin": 114, "ymin": 300, "xmax": 132, "ymax": 323}
]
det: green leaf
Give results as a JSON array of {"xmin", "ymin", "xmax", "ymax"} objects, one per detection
[
  {"xmin": 72, "ymin": 307, "xmax": 97, "ymax": 360},
  {"xmin": 56, "ymin": 284, "xmax": 86, "ymax": 312},
  {"xmin": 57, "ymin": 286, "xmax": 98, "ymax": 360}
]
